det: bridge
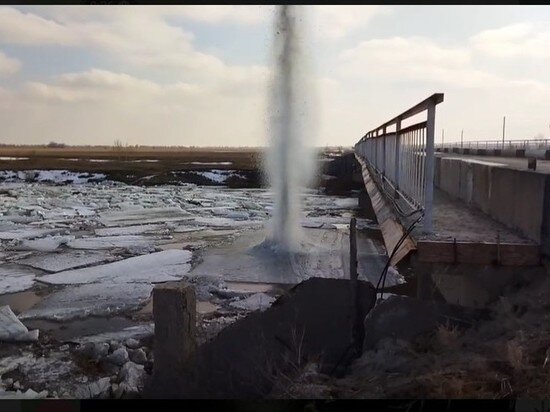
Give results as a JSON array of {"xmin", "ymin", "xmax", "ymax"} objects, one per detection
[{"xmin": 354, "ymin": 94, "xmax": 550, "ymax": 306}]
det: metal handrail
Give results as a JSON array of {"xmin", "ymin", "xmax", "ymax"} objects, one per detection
[{"xmin": 354, "ymin": 93, "xmax": 444, "ymax": 234}]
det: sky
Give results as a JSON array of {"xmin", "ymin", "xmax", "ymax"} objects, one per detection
[{"xmin": 0, "ymin": 5, "xmax": 549, "ymax": 147}]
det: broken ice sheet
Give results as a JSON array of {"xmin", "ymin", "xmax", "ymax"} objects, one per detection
[
  {"xmin": 99, "ymin": 207, "xmax": 192, "ymax": 227},
  {"xmin": 18, "ymin": 250, "xmax": 115, "ymax": 273},
  {"xmin": 38, "ymin": 249, "xmax": 192, "ymax": 285},
  {"xmin": 0, "ymin": 227, "xmax": 65, "ymax": 241},
  {"xmin": 67, "ymin": 235, "xmax": 160, "ymax": 250},
  {"xmin": 0, "ymin": 265, "xmax": 36, "ymax": 294},
  {"xmin": 13, "ymin": 235, "xmax": 75, "ymax": 252},
  {"xmin": 190, "ymin": 216, "xmax": 263, "ymax": 229},
  {"xmin": 75, "ymin": 324, "xmax": 154, "ymax": 344},
  {"xmin": 94, "ymin": 224, "xmax": 167, "ymax": 237},
  {"xmin": 19, "ymin": 283, "xmax": 153, "ymax": 321},
  {"xmin": 0, "ymin": 305, "xmax": 39, "ymax": 341},
  {"xmin": 229, "ymin": 293, "xmax": 275, "ymax": 312}
]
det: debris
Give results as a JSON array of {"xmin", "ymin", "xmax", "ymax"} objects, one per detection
[
  {"xmin": 124, "ymin": 338, "xmax": 140, "ymax": 350},
  {"xmin": 229, "ymin": 293, "xmax": 275, "ymax": 312},
  {"xmin": 0, "ymin": 305, "xmax": 39, "ymax": 342},
  {"xmin": 117, "ymin": 361, "xmax": 146, "ymax": 396},
  {"xmin": 129, "ymin": 348, "xmax": 147, "ymax": 365},
  {"xmin": 104, "ymin": 348, "xmax": 129, "ymax": 367},
  {"xmin": 73, "ymin": 377, "xmax": 111, "ymax": 399}
]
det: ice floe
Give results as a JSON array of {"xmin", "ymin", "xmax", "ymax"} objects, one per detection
[
  {"xmin": 0, "ymin": 265, "xmax": 37, "ymax": 294},
  {"xmin": 18, "ymin": 250, "xmax": 114, "ymax": 273},
  {"xmin": 94, "ymin": 224, "xmax": 167, "ymax": 237},
  {"xmin": 75, "ymin": 324, "xmax": 154, "ymax": 344},
  {"xmin": 229, "ymin": 293, "xmax": 275, "ymax": 312},
  {"xmin": 67, "ymin": 235, "xmax": 160, "ymax": 250},
  {"xmin": 99, "ymin": 207, "xmax": 192, "ymax": 227},
  {"xmin": 38, "ymin": 250, "xmax": 192, "ymax": 285},
  {"xmin": 0, "ymin": 305, "xmax": 39, "ymax": 341},
  {"xmin": 13, "ymin": 235, "xmax": 75, "ymax": 252},
  {"xmin": 19, "ymin": 283, "xmax": 153, "ymax": 321},
  {"xmin": 0, "ymin": 227, "xmax": 65, "ymax": 240}
]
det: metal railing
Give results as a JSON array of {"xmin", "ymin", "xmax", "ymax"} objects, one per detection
[
  {"xmin": 355, "ymin": 93, "xmax": 444, "ymax": 234},
  {"xmin": 437, "ymin": 138, "xmax": 550, "ymax": 151}
]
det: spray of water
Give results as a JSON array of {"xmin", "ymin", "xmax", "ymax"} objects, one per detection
[{"xmin": 265, "ymin": 5, "xmax": 316, "ymax": 253}]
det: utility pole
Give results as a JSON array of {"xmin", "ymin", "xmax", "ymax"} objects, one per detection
[
  {"xmin": 461, "ymin": 129, "xmax": 464, "ymax": 148},
  {"xmin": 502, "ymin": 116, "xmax": 506, "ymax": 149},
  {"xmin": 442, "ymin": 128, "xmax": 444, "ymax": 146}
]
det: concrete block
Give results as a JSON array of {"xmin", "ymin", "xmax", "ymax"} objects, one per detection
[
  {"xmin": 471, "ymin": 163, "xmax": 491, "ymax": 214},
  {"xmin": 458, "ymin": 161, "xmax": 473, "ymax": 204},
  {"xmin": 438, "ymin": 158, "xmax": 461, "ymax": 200},
  {"xmin": 488, "ymin": 167, "xmax": 517, "ymax": 234},
  {"xmin": 501, "ymin": 149, "xmax": 517, "ymax": 158},
  {"xmin": 511, "ymin": 170, "xmax": 545, "ymax": 243},
  {"xmin": 152, "ymin": 281, "xmax": 197, "ymax": 389},
  {"xmin": 525, "ymin": 149, "xmax": 549, "ymax": 160},
  {"xmin": 489, "ymin": 167, "xmax": 545, "ymax": 243}
]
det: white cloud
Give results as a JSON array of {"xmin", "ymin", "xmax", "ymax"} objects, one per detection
[
  {"xmin": 470, "ymin": 23, "xmax": 550, "ymax": 59},
  {"xmin": 337, "ymin": 36, "xmax": 547, "ymax": 90},
  {"xmin": 2, "ymin": 68, "xmax": 270, "ymax": 146},
  {"xmin": 0, "ymin": 7, "xmax": 74, "ymax": 45},
  {"xmin": 0, "ymin": 51, "xmax": 21, "ymax": 76},
  {"xmin": 26, "ymin": 5, "xmax": 271, "ymax": 26},
  {"xmin": 0, "ymin": 6, "xmax": 269, "ymax": 87},
  {"xmin": 311, "ymin": 6, "xmax": 392, "ymax": 40}
]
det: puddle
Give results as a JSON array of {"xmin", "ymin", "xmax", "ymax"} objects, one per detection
[
  {"xmin": 0, "ymin": 290, "xmax": 42, "ymax": 314},
  {"xmin": 137, "ymin": 298, "xmax": 219, "ymax": 315},
  {"xmin": 225, "ymin": 281, "xmax": 288, "ymax": 295},
  {"xmin": 23, "ymin": 316, "xmax": 140, "ymax": 342}
]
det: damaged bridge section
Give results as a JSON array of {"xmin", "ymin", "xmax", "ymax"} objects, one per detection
[{"xmin": 354, "ymin": 93, "xmax": 548, "ymax": 307}]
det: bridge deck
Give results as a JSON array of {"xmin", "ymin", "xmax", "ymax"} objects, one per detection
[{"xmin": 356, "ymin": 155, "xmax": 540, "ymax": 267}]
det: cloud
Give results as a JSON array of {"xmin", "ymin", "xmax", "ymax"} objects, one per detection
[
  {"xmin": 0, "ymin": 7, "xmax": 74, "ymax": 45},
  {"xmin": 26, "ymin": 5, "xmax": 270, "ymax": 26},
  {"xmin": 0, "ymin": 6, "xmax": 269, "ymax": 87},
  {"xmin": 312, "ymin": 5, "xmax": 392, "ymax": 40},
  {"xmin": 470, "ymin": 22, "xmax": 550, "ymax": 59},
  {"xmin": 0, "ymin": 51, "xmax": 21, "ymax": 76},
  {"xmin": 336, "ymin": 36, "xmax": 548, "ymax": 90},
  {"xmin": 3, "ymin": 68, "xmax": 270, "ymax": 146}
]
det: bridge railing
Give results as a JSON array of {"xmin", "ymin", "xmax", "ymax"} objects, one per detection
[
  {"xmin": 437, "ymin": 138, "xmax": 550, "ymax": 151},
  {"xmin": 354, "ymin": 93, "xmax": 444, "ymax": 234}
]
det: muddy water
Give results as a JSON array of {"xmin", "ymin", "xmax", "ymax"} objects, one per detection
[
  {"xmin": 0, "ymin": 290, "xmax": 42, "ymax": 314},
  {"xmin": 137, "ymin": 298, "xmax": 219, "ymax": 315}
]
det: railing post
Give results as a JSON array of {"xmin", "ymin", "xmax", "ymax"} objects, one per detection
[
  {"xmin": 382, "ymin": 126, "xmax": 387, "ymax": 177},
  {"xmin": 395, "ymin": 119, "xmax": 401, "ymax": 192},
  {"xmin": 424, "ymin": 99, "xmax": 436, "ymax": 235}
]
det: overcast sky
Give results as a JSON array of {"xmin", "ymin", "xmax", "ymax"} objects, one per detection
[{"xmin": 0, "ymin": 5, "xmax": 549, "ymax": 147}]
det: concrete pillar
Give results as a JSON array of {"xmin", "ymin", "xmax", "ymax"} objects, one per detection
[{"xmin": 152, "ymin": 281, "xmax": 197, "ymax": 380}]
